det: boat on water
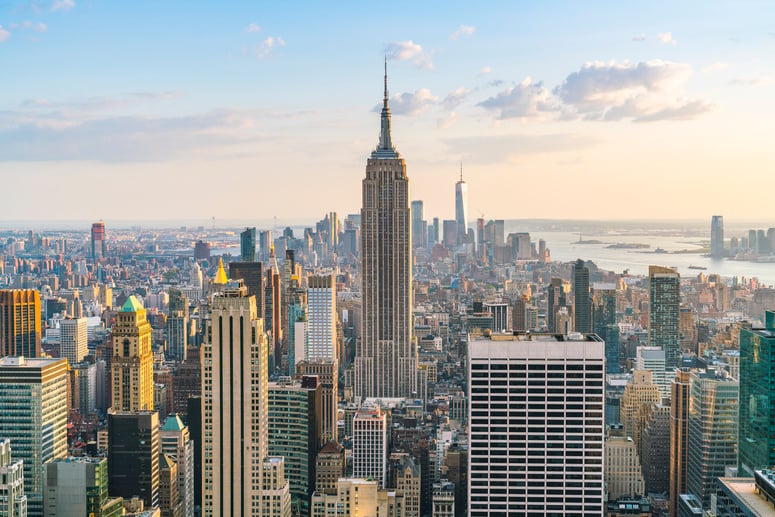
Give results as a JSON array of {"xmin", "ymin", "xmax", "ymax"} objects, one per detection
[{"xmin": 688, "ymin": 265, "xmax": 708, "ymax": 270}]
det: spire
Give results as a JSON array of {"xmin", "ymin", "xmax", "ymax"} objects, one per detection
[
  {"xmin": 460, "ymin": 160, "xmax": 463, "ymax": 182},
  {"xmin": 374, "ymin": 58, "xmax": 398, "ymax": 158},
  {"xmin": 213, "ymin": 258, "xmax": 228, "ymax": 285}
]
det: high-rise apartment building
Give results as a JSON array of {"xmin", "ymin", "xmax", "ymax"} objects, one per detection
[
  {"xmin": 649, "ymin": 266, "xmax": 681, "ymax": 369},
  {"xmin": 468, "ymin": 333, "xmax": 605, "ymax": 515},
  {"xmin": 619, "ymin": 370, "xmax": 661, "ymax": 460},
  {"xmin": 573, "ymin": 259, "xmax": 591, "ymax": 333},
  {"xmin": 91, "ymin": 222, "xmax": 106, "ymax": 262},
  {"xmin": 686, "ymin": 370, "xmax": 738, "ymax": 509},
  {"xmin": 669, "ymin": 368, "xmax": 691, "ymax": 517},
  {"xmin": 160, "ymin": 414, "xmax": 195, "ymax": 517},
  {"xmin": 307, "ymin": 275, "xmax": 337, "ymax": 362},
  {"xmin": 355, "ymin": 66, "xmax": 416, "ymax": 400},
  {"xmin": 59, "ymin": 317, "xmax": 88, "ymax": 365},
  {"xmin": 111, "ymin": 296, "xmax": 154, "ymax": 411},
  {"xmin": 738, "ymin": 311, "xmax": 775, "ymax": 476},
  {"xmin": 710, "ymin": 216, "xmax": 724, "ymax": 258},
  {"xmin": 0, "ymin": 357, "xmax": 67, "ymax": 517},
  {"xmin": 455, "ymin": 166, "xmax": 468, "ymax": 243},
  {"xmin": 44, "ymin": 456, "xmax": 123, "ymax": 517},
  {"xmin": 353, "ymin": 407, "xmax": 388, "ymax": 488},
  {"xmin": 241, "ymin": 227, "xmax": 257, "ymax": 262},
  {"xmin": 0, "ymin": 289, "xmax": 42, "ymax": 358},
  {"xmin": 202, "ymin": 282, "xmax": 268, "ymax": 517},
  {"xmin": 0, "ymin": 439, "xmax": 27, "ymax": 517},
  {"xmin": 107, "ymin": 411, "xmax": 160, "ymax": 510}
]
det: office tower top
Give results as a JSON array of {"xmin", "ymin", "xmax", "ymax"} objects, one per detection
[
  {"xmin": 710, "ymin": 216, "xmax": 724, "ymax": 258},
  {"xmin": 649, "ymin": 265, "xmax": 680, "ymax": 369},
  {"xmin": 241, "ymin": 227, "xmax": 257, "ymax": 262},
  {"xmin": 455, "ymin": 163, "xmax": 468, "ymax": 243},
  {"xmin": 0, "ymin": 289, "xmax": 42, "ymax": 358},
  {"xmin": 203, "ymin": 283, "xmax": 269, "ymax": 517},
  {"xmin": 111, "ymin": 295, "xmax": 154, "ymax": 412},
  {"xmin": 468, "ymin": 332, "xmax": 605, "ymax": 516},
  {"xmin": 739, "ymin": 311, "xmax": 775, "ymax": 476},
  {"xmin": 573, "ymin": 259, "xmax": 591, "ymax": 334},
  {"xmin": 356, "ymin": 64, "xmax": 416, "ymax": 400},
  {"xmin": 91, "ymin": 221, "xmax": 106, "ymax": 262}
]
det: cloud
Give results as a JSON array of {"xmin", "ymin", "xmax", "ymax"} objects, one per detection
[
  {"xmin": 632, "ymin": 34, "xmax": 646, "ymax": 42},
  {"xmin": 255, "ymin": 36, "xmax": 285, "ymax": 59},
  {"xmin": 442, "ymin": 87, "xmax": 470, "ymax": 110},
  {"xmin": 375, "ymin": 89, "xmax": 439, "ymax": 116},
  {"xmin": 477, "ymin": 77, "xmax": 557, "ymax": 120},
  {"xmin": 246, "ymin": 23, "xmax": 261, "ymax": 33},
  {"xmin": 554, "ymin": 60, "xmax": 711, "ymax": 122},
  {"xmin": 0, "ymin": 27, "xmax": 9, "ymax": 42},
  {"xmin": 479, "ymin": 66, "xmax": 492, "ymax": 76},
  {"xmin": 384, "ymin": 40, "xmax": 434, "ymax": 70},
  {"xmin": 450, "ymin": 24, "xmax": 475, "ymax": 40},
  {"xmin": 444, "ymin": 133, "xmax": 598, "ymax": 164},
  {"xmin": 729, "ymin": 76, "xmax": 770, "ymax": 86},
  {"xmin": 658, "ymin": 32, "xmax": 677, "ymax": 45},
  {"xmin": 703, "ymin": 62, "xmax": 728, "ymax": 72},
  {"xmin": 9, "ymin": 20, "xmax": 47, "ymax": 32},
  {"xmin": 51, "ymin": 0, "xmax": 74, "ymax": 11},
  {"xmin": 437, "ymin": 112, "xmax": 457, "ymax": 129}
]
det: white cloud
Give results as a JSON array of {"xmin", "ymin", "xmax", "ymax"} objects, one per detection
[
  {"xmin": 479, "ymin": 66, "xmax": 492, "ymax": 75},
  {"xmin": 450, "ymin": 24, "xmax": 475, "ymax": 40},
  {"xmin": 374, "ymin": 89, "xmax": 439, "ymax": 116},
  {"xmin": 437, "ymin": 112, "xmax": 457, "ymax": 129},
  {"xmin": 632, "ymin": 34, "xmax": 646, "ymax": 42},
  {"xmin": 554, "ymin": 60, "xmax": 712, "ymax": 121},
  {"xmin": 51, "ymin": 0, "xmax": 74, "ymax": 11},
  {"xmin": 255, "ymin": 36, "xmax": 285, "ymax": 59},
  {"xmin": 0, "ymin": 26, "xmax": 10, "ymax": 42},
  {"xmin": 703, "ymin": 61, "xmax": 728, "ymax": 72},
  {"xmin": 442, "ymin": 87, "xmax": 470, "ymax": 110},
  {"xmin": 247, "ymin": 23, "xmax": 261, "ymax": 33},
  {"xmin": 10, "ymin": 21, "xmax": 47, "ymax": 32},
  {"xmin": 658, "ymin": 32, "xmax": 677, "ymax": 45},
  {"xmin": 729, "ymin": 76, "xmax": 770, "ymax": 86},
  {"xmin": 384, "ymin": 40, "xmax": 434, "ymax": 70},
  {"xmin": 477, "ymin": 77, "xmax": 557, "ymax": 120}
]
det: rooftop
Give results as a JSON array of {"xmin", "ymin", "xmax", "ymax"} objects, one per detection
[
  {"xmin": 120, "ymin": 295, "xmax": 144, "ymax": 312},
  {"xmin": 0, "ymin": 356, "xmax": 65, "ymax": 368},
  {"xmin": 718, "ymin": 476, "xmax": 775, "ymax": 516}
]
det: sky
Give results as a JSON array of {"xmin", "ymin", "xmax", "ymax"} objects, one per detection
[{"xmin": 1, "ymin": 1, "xmax": 774, "ymax": 225}]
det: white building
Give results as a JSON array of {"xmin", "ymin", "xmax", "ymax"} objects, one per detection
[
  {"xmin": 0, "ymin": 439, "xmax": 26, "ymax": 517},
  {"xmin": 636, "ymin": 346, "xmax": 671, "ymax": 399},
  {"xmin": 468, "ymin": 332, "xmax": 605, "ymax": 516},
  {"xmin": 306, "ymin": 275, "xmax": 337, "ymax": 362},
  {"xmin": 59, "ymin": 318, "xmax": 88, "ymax": 365},
  {"xmin": 202, "ymin": 281, "xmax": 268, "ymax": 517},
  {"xmin": 353, "ymin": 407, "xmax": 388, "ymax": 488}
]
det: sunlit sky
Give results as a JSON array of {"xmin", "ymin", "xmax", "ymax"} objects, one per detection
[{"xmin": 1, "ymin": 1, "xmax": 774, "ymax": 224}]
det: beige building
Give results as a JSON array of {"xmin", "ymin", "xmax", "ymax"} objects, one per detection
[
  {"xmin": 669, "ymin": 368, "xmax": 691, "ymax": 517},
  {"xmin": 202, "ymin": 281, "xmax": 269, "ymax": 517},
  {"xmin": 390, "ymin": 453, "xmax": 420, "ymax": 517},
  {"xmin": 315, "ymin": 442, "xmax": 345, "ymax": 495},
  {"xmin": 620, "ymin": 370, "xmax": 661, "ymax": 457},
  {"xmin": 355, "ymin": 68, "xmax": 417, "ymax": 400},
  {"xmin": 262, "ymin": 457, "xmax": 291, "ymax": 517},
  {"xmin": 605, "ymin": 428, "xmax": 645, "ymax": 500},
  {"xmin": 311, "ymin": 478, "xmax": 405, "ymax": 517},
  {"xmin": 111, "ymin": 296, "xmax": 154, "ymax": 411}
]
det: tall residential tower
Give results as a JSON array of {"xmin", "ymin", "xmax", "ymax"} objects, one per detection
[{"xmin": 355, "ymin": 64, "xmax": 417, "ymax": 400}]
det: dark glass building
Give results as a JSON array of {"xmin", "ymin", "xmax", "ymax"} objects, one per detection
[
  {"xmin": 107, "ymin": 411, "xmax": 160, "ymax": 509},
  {"xmin": 240, "ymin": 227, "xmax": 256, "ymax": 262}
]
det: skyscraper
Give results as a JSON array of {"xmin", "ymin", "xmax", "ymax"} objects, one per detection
[
  {"xmin": 202, "ymin": 282, "xmax": 268, "ymax": 517},
  {"xmin": 90, "ymin": 222, "xmax": 106, "ymax": 262},
  {"xmin": 411, "ymin": 200, "xmax": 426, "ymax": 249},
  {"xmin": 59, "ymin": 317, "xmax": 88, "ymax": 365},
  {"xmin": 107, "ymin": 411, "xmax": 160, "ymax": 510},
  {"xmin": 573, "ymin": 259, "xmax": 591, "ymax": 333},
  {"xmin": 241, "ymin": 227, "xmax": 257, "ymax": 262},
  {"xmin": 111, "ymin": 296, "xmax": 154, "ymax": 412},
  {"xmin": 0, "ymin": 357, "xmax": 68, "ymax": 517},
  {"xmin": 0, "ymin": 440, "xmax": 26, "ymax": 517},
  {"xmin": 649, "ymin": 265, "xmax": 680, "ymax": 370},
  {"xmin": 0, "ymin": 289, "xmax": 42, "ymax": 358},
  {"xmin": 710, "ymin": 216, "xmax": 724, "ymax": 258},
  {"xmin": 355, "ymin": 65, "xmax": 416, "ymax": 400},
  {"xmin": 353, "ymin": 407, "xmax": 388, "ymax": 488},
  {"xmin": 686, "ymin": 370, "xmax": 738, "ymax": 509},
  {"xmin": 738, "ymin": 311, "xmax": 775, "ymax": 476},
  {"xmin": 306, "ymin": 275, "xmax": 339, "ymax": 442},
  {"xmin": 669, "ymin": 368, "xmax": 691, "ymax": 517},
  {"xmin": 454, "ymin": 164, "xmax": 468, "ymax": 243},
  {"xmin": 468, "ymin": 333, "xmax": 605, "ymax": 515},
  {"xmin": 160, "ymin": 414, "xmax": 195, "ymax": 517}
]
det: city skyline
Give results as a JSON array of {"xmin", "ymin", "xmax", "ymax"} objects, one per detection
[{"xmin": 1, "ymin": 2, "xmax": 774, "ymax": 221}]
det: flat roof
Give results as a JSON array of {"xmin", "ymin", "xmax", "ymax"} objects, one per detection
[{"xmin": 718, "ymin": 477, "xmax": 775, "ymax": 516}]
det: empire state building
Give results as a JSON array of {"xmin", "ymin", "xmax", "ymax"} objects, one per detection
[{"xmin": 355, "ymin": 65, "xmax": 417, "ymax": 400}]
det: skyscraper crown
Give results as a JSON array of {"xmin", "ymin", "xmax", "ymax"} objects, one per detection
[{"xmin": 372, "ymin": 59, "xmax": 399, "ymax": 159}]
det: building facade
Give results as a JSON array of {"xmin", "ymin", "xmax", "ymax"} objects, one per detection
[
  {"xmin": 111, "ymin": 296, "xmax": 154, "ymax": 411},
  {"xmin": 353, "ymin": 407, "xmax": 388, "ymax": 488},
  {"xmin": 648, "ymin": 266, "xmax": 681, "ymax": 369},
  {"xmin": 107, "ymin": 411, "xmax": 160, "ymax": 510},
  {"xmin": 0, "ymin": 289, "xmax": 41, "ymax": 358},
  {"xmin": 59, "ymin": 317, "xmax": 88, "ymax": 365}
]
